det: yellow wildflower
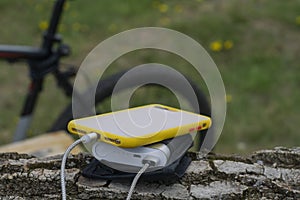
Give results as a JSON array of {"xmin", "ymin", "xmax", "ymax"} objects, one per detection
[
  {"xmin": 64, "ymin": 2, "xmax": 70, "ymax": 10},
  {"xmin": 158, "ymin": 3, "xmax": 169, "ymax": 13},
  {"xmin": 174, "ymin": 5, "xmax": 183, "ymax": 13},
  {"xmin": 209, "ymin": 40, "xmax": 223, "ymax": 52},
  {"xmin": 226, "ymin": 94, "xmax": 232, "ymax": 103},
  {"xmin": 296, "ymin": 16, "xmax": 300, "ymax": 25},
  {"xmin": 38, "ymin": 21, "xmax": 49, "ymax": 31},
  {"xmin": 108, "ymin": 24, "xmax": 117, "ymax": 33},
  {"xmin": 224, "ymin": 40, "xmax": 233, "ymax": 50}
]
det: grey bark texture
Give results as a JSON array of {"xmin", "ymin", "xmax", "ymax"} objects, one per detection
[{"xmin": 0, "ymin": 147, "xmax": 299, "ymax": 199}]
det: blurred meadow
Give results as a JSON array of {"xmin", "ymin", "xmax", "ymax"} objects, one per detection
[{"xmin": 0, "ymin": 0, "xmax": 299, "ymax": 154}]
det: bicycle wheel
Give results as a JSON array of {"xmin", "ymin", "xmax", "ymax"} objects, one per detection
[{"xmin": 50, "ymin": 67, "xmax": 211, "ymax": 151}]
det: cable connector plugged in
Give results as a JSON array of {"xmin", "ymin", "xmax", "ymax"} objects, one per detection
[
  {"xmin": 80, "ymin": 132, "xmax": 99, "ymax": 144},
  {"xmin": 142, "ymin": 156, "xmax": 159, "ymax": 167},
  {"xmin": 126, "ymin": 156, "xmax": 160, "ymax": 200}
]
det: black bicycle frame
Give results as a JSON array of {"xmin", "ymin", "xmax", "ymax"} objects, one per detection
[
  {"xmin": 0, "ymin": 0, "xmax": 73, "ymax": 142},
  {"xmin": 42, "ymin": 0, "xmax": 67, "ymax": 52}
]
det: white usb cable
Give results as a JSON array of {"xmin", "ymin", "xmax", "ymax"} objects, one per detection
[
  {"xmin": 60, "ymin": 133, "xmax": 99, "ymax": 200},
  {"xmin": 126, "ymin": 163, "xmax": 150, "ymax": 200}
]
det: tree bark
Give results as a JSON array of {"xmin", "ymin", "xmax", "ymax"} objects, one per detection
[{"xmin": 0, "ymin": 147, "xmax": 299, "ymax": 199}]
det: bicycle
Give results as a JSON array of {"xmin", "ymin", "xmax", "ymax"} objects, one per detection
[{"xmin": 0, "ymin": 0, "xmax": 210, "ymax": 151}]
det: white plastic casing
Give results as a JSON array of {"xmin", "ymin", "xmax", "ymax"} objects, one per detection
[{"xmin": 92, "ymin": 141, "xmax": 170, "ymax": 173}]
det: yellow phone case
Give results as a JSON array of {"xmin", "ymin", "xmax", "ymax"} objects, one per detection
[{"xmin": 68, "ymin": 104, "xmax": 211, "ymax": 148}]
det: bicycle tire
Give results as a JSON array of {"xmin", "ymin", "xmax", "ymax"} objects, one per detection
[{"xmin": 49, "ymin": 68, "xmax": 211, "ymax": 150}]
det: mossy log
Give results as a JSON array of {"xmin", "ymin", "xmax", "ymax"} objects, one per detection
[{"xmin": 0, "ymin": 147, "xmax": 299, "ymax": 199}]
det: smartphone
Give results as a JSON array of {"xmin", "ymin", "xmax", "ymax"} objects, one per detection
[{"xmin": 68, "ymin": 104, "xmax": 211, "ymax": 148}]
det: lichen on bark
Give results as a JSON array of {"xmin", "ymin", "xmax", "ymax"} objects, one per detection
[{"xmin": 0, "ymin": 147, "xmax": 299, "ymax": 199}]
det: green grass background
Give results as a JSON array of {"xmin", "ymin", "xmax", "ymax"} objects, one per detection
[{"xmin": 0, "ymin": 0, "xmax": 299, "ymax": 154}]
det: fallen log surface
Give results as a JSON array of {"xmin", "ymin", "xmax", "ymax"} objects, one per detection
[{"xmin": 0, "ymin": 147, "xmax": 299, "ymax": 199}]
